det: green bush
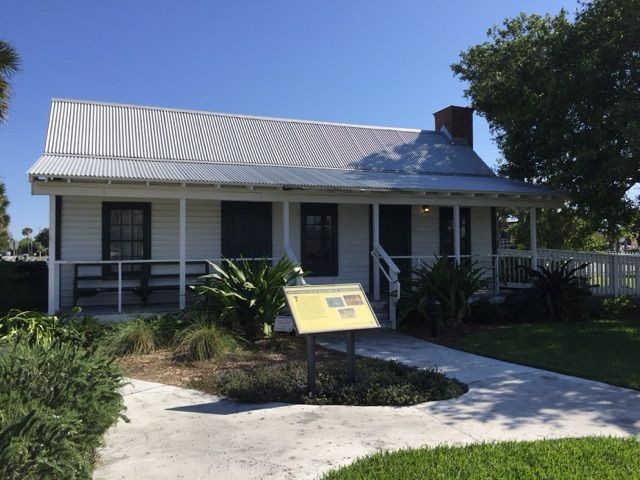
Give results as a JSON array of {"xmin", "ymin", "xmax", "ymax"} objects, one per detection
[
  {"xmin": 191, "ymin": 257, "xmax": 304, "ymax": 339},
  {"xmin": 0, "ymin": 310, "xmax": 64, "ymax": 346},
  {"xmin": 193, "ymin": 358, "xmax": 467, "ymax": 406},
  {"xmin": 173, "ymin": 313, "xmax": 240, "ymax": 361},
  {"xmin": 465, "ymin": 298, "xmax": 505, "ymax": 324},
  {"xmin": 399, "ymin": 256, "xmax": 489, "ymax": 328},
  {"xmin": 0, "ymin": 261, "xmax": 47, "ymax": 314},
  {"xmin": 0, "ymin": 339, "xmax": 125, "ymax": 479},
  {"xmin": 600, "ymin": 295, "xmax": 637, "ymax": 319},
  {"xmin": 522, "ymin": 261, "xmax": 592, "ymax": 321},
  {"xmin": 101, "ymin": 318, "xmax": 158, "ymax": 355}
]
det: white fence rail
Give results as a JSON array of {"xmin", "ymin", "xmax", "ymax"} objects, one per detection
[{"xmin": 498, "ymin": 248, "xmax": 640, "ymax": 296}]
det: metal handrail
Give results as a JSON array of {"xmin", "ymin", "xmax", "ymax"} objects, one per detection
[{"xmin": 371, "ymin": 243, "xmax": 401, "ymax": 329}]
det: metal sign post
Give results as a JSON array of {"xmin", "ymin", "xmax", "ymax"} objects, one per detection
[
  {"xmin": 282, "ymin": 283, "xmax": 381, "ymax": 394},
  {"xmin": 346, "ymin": 331, "xmax": 356, "ymax": 384},
  {"xmin": 306, "ymin": 334, "xmax": 317, "ymax": 393}
]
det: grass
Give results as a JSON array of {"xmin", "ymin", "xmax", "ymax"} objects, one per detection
[
  {"xmin": 101, "ymin": 318, "xmax": 158, "ymax": 356},
  {"xmin": 456, "ymin": 319, "xmax": 640, "ymax": 390},
  {"xmin": 320, "ymin": 437, "xmax": 640, "ymax": 480},
  {"xmin": 192, "ymin": 357, "xmax": 467, "ymax": 406}
]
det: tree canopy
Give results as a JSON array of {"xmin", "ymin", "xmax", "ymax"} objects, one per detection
[
  {"xmin": 452, "ymin": 0, "xmax": 640, "ymax": 245},
  {"xmin": 0, "ymin": 40, "xmax": 20, "ymax": 251}
]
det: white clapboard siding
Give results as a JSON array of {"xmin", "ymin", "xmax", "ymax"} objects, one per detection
[{"xmin": 58, "ymin": 196, "xmax": 220, "ymax": 308}]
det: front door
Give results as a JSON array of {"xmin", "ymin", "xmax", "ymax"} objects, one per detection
[
  {"xmin": 370, "ymin": 205, "xmax": 412, "ymax": 294},
  {"xmin": 221, "ymin": 201, "xmax": 272, "ymax": 259}
]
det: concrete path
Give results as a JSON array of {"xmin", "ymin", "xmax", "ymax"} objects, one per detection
[{"xmin": 94, "ymin": 331, "xmax": 640, "ymax": 480}]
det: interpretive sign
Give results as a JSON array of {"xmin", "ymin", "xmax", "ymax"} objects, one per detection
[{"xmin": 282, "ymin": 284, "xmax": 380, "ymax": 335}]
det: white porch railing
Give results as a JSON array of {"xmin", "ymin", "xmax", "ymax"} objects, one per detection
[
  {"xmin": 55, "ymin": 257, "xmax": 277, "ymax": 314},
  {"xmin": 371, "ymin": 244, "xmax": 401, "ymax": 329}
]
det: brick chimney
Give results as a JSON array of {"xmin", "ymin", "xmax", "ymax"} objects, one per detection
[{"xmin": 434, "ymin": 106, "xmax": 474, "ymax": 147}]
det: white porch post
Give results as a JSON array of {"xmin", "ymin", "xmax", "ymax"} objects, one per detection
[
  {"xmin": 372, "ymin": 203, "xmax": 380, "ymax": 301},
  {"xmin": 47, "ymin": 195, "xmax": 58, "ymax": 314},
  {"xmin": 453, "ymin": 205, "xmax": 461, "ymax": 264},
  {"xmin": 283, "ymin": 201, "xmax": 290, "ymax": 248},
  {"xmin": 530, "ymin": 207, "xmax": 538, "ymax": 270},
  {"xmin": 179, "ymin": 198, "xmax": 186, "ymax": 310}
]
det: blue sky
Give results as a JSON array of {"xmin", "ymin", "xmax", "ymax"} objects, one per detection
[{"xmin": 1, "ymin": 0, "xmax": 580, "ymax": 238}]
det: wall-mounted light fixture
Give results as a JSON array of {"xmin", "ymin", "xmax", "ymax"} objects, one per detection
[{"xmin": 421, "ymin": 205, "xmax": 431, "ymax": 215}]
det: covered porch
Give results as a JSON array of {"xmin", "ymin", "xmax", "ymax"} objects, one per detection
[{"xmin": 43, "ymin": 182, "xmax": 552, "ymax": 326}]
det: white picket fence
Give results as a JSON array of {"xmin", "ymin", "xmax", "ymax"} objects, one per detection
[{"xmin": 498, "ymin": 248, "xmax": 640, "ymax": 296}]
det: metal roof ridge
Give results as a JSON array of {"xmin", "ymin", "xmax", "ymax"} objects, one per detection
[
  {"xmin": 33, "ymin": 153, "xmax": 501, "ymax": 179},
  {"xmin": 48, "ymin": 97, "xmax": 435, "ymax": 134}
]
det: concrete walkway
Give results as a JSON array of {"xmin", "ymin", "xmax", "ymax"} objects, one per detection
[{"xmin": 94, "ymin": 331, "xmax": 640, "ymax": 480}]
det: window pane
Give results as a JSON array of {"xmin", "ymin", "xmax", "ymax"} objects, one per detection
[
  {"xmin": 110, "ymin": 210, "xmax": 121, "ymax": 224},
  {"xmin": 132, "ymin": 225, "xmax": 143, "ymax": 240},
  {"xmin": 122, "ymin": 209, "xmax": 132, "ymax": 225},
  {"xmin": 110, "ymin": 226, "xmax": 121, "ymax": 241},
  {"xmin": 132, "ymin": 210, "xmax": 143, "ymax": 225},
  {"xmin": 121, "ymin": 242, "xmax": 132, "ymax": 258},
  {"xmin": 110, "ymin": 241, "xmax": 121, "ymax": 259}
]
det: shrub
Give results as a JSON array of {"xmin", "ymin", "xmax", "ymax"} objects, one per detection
[
  {"xmin": 101, "ymin": 318, "xmax": 158, "ymax": 356},
  {"xmin": 599, "ymin": 295, "xmax": 636, "ymax": 319},
  {"xmin": 193, "ymin": 358, "xmax": 467, "ymax": 406},
  {"xmin": 0, "ymin": 310, "xmax": 64, "ymax": 346},
  {"xmin": 465, "ymin": 298, "xmax": 505, "ymax": 324},
  {"xmin": 0, "ymin": 260, "xmax": 47, "ymax": 314},
  {"xmin": 0, "ymin": 338, "xmax": 125, "ymax": 479},
  {"xmin": 521, "ymin": 261, "xmax": 592, "ymax": 321},
  {"xmin": 173, "ymin": 313, "xmax": 240, "ymax": 361},
  {"xmin": 399, "ymin": 256, "xmax": 489, "ymax": 328},
  {"xmin": 191, "ymin": 257, "xmax": 304, "ymax": 339}
]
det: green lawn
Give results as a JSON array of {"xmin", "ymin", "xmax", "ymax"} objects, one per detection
[
  {"xmin": 321, "ymin": 437, "xmax": 640, "ymax": 480},
  {"xmin": 456, "ymin": 319, "xmax": 640, "ymax": 390}
]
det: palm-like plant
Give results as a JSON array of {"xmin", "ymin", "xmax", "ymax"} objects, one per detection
[
  {"xmin": 191, "ymin": 257, "xmax": 304, "ymax": 339},
  {"xmin": 399, "ymin": 256, "xmax": 489, "ymax": 328},
  {"xmin": 0, "ymin": 40, "xmax": 20, "ymax": 123},
  {"xmin": 521, "ymin": 261, "xmax": 592, "ymax": 321}
]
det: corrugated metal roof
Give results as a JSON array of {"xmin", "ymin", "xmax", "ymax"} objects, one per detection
[
  {"xmin": 29, "ymin": 154, "xmax": 553, "ymax": 196},
  {"xmin": 41, "ymin": 98, "xmax": 494, "ymax": 176}
]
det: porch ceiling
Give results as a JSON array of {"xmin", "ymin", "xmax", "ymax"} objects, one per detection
[{"xmin": 29, "ymin": 154, "xmax": 561, "ymax": 200}]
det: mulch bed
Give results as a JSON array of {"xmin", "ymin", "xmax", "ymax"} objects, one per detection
[{"xmin": 116, "ymin": 335, "xmax": 346, "ymax": 388}]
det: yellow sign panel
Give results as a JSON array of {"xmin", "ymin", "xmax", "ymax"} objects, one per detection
[{"xmin": 283, "ymin": 284, "xmax": 380, "ymax": 334}]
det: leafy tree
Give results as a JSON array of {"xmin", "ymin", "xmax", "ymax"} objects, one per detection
[
  {"xmin": 0, "ymin": 182, "xmax": 8, "ymax": 251},
  {"xmin": 0, "ymin": 40, "xmax": 20, "ymax": 123},
  {"xmin": 20, "ymin": 227, "xmax": 33, "ymax": 254},
  {"xmin": 0, "ymin": 41, "xmax": 19, "ymax": 251},
  {"xmin": 452, "ymin": 0, "xmax": 640, "ymax": 245},
  {"xmin": 34, "ymin": 228, "xmax": 49, "ymax": 250}
]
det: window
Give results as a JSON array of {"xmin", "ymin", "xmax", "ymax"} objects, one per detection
[
  {"xmin": 301, "ymin": 203, "xmax": 338, "ymax": 276},
  {"xmin": 102, "ymin": 202, "xmax": 151, "ymax": 275},
  {"xmin": 439, "ymin": 207, "xmax": 471, "ymax": 257}
]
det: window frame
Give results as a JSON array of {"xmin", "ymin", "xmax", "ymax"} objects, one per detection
[
  {"xmin": 300, "ymin": 203, "xmax": 339, "ymax": 277},
  {"xmin": 101, "ymin": 202, "xmax": 151, "ymax": 277},
  {"xmin": 439, "ymin": 207, "xmax": 471, "ymax": 257}
]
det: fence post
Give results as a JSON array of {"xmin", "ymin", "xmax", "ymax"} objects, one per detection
[{"xmin": 611, "ymin": 254, "xmax": 618, "ymax": 296}]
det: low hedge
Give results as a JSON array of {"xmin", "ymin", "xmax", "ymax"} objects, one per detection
[
  {"xmin": 193, "ymin": 358, "xmax": 467, "ymax": 406},
  {"xmin": 0, "ymin": 338, "xmax": 125, "ymax": 479},
  {"xmin": 0, "ymin": 261, "xmax": 47, "ymax": 314}
]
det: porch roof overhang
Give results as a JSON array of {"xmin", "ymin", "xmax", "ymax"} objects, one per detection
[{"xmin": 29, "ymin": 154, "xmax": 563, "ymax": 205}]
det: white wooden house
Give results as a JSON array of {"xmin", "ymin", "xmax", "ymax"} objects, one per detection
[{"xmin": 28, "ymin": 99, "xmax": 562, "ymax": 324}]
